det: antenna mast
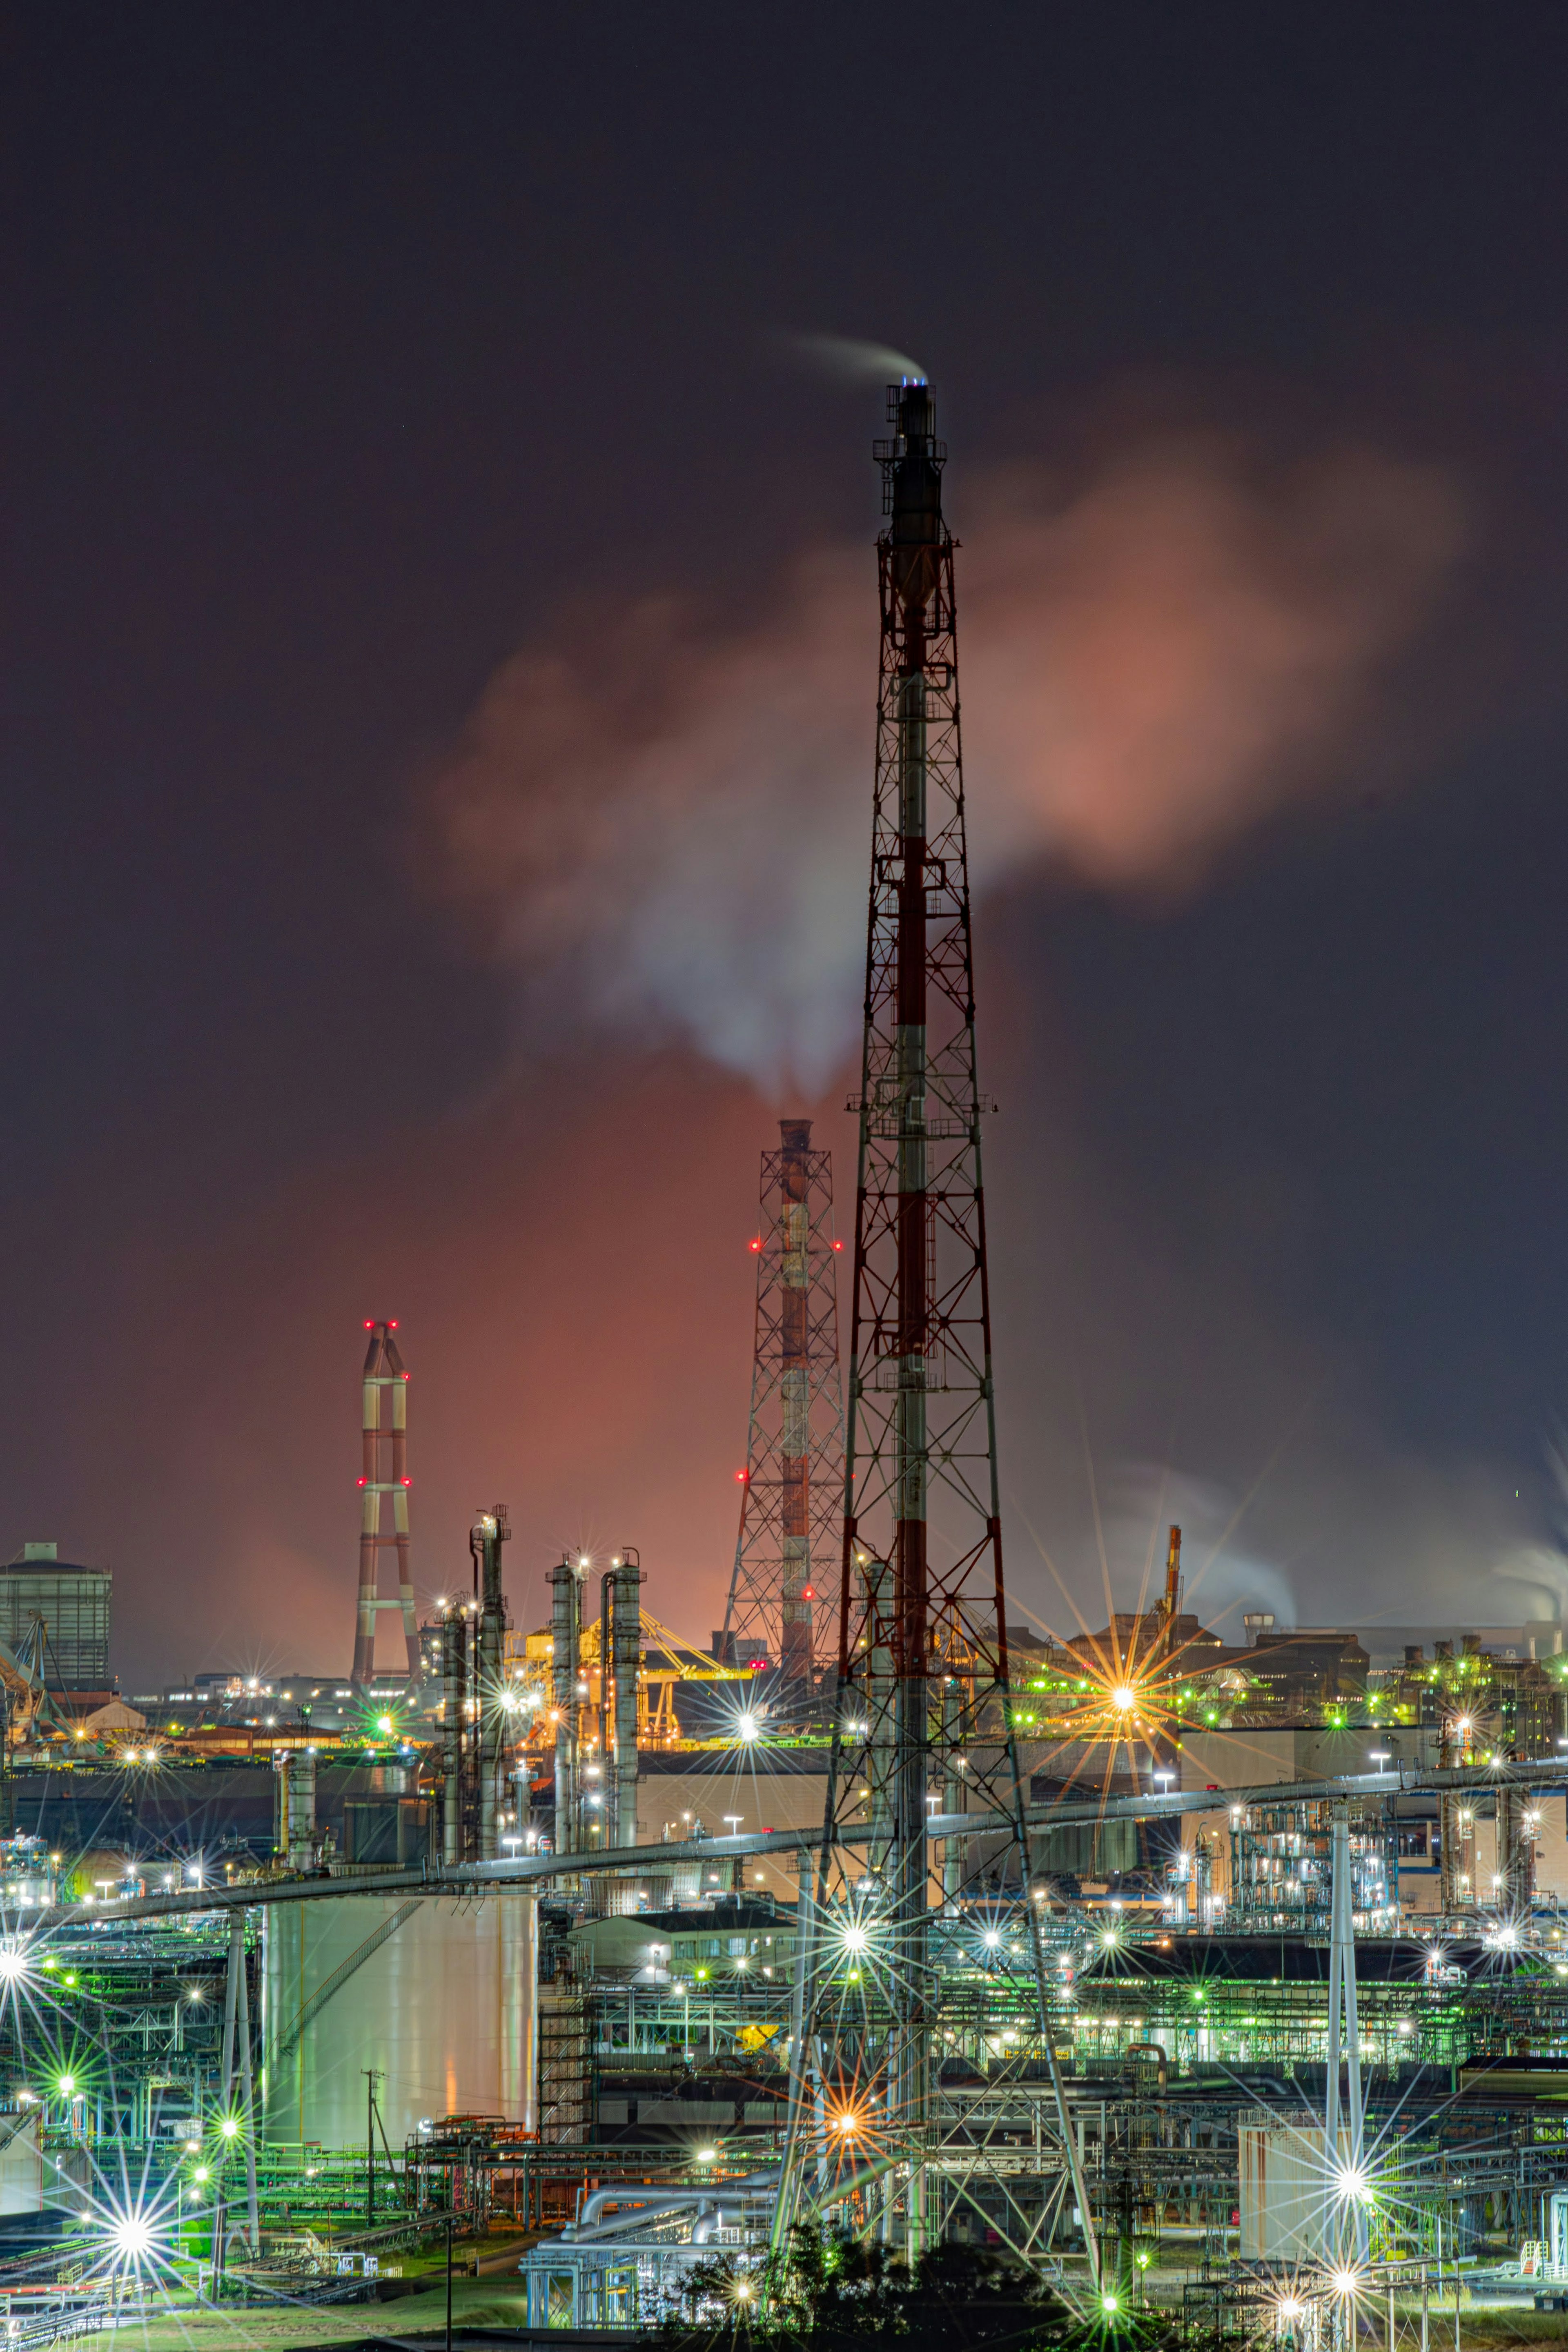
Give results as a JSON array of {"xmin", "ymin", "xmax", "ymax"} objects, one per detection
[{"xmin": 773, "ymin": 383, "xmax": 1097, "ymax": 2274}]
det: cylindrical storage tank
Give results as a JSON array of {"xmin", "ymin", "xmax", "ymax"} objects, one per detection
[
  {"xmin": 261, "ymin": 1891, "xmax": 535, "ymax": 2149},
  {"xmin": 586, "ymin": 1875, "xmax": 668, "ymax": 1918}
]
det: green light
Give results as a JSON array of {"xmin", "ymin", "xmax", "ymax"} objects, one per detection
[
  {"xmin": 57, "ymin": 2074, "xmax": 75, "ymax": 2096},
  {"xmin": 1102, "ymin": 2294, "xmax": 1120, "ymax": 2314}
]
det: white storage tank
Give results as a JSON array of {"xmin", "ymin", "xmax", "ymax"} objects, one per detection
[{"xmin": 261, "ymin": 1892, "xmax": 535, "ymax": 2148}]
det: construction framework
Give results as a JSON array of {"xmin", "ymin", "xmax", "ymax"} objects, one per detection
[
  {"xmin": 773, "ymin": 381, "xmax": 1094, "ymax": 2273},
  {"xmin": 352, "ymin": 1321, "xmax": 419, "ymax": 1686},
  {"xmin": 722, "ymin": 1118, "xmax": 845, "ymax": 1690}
]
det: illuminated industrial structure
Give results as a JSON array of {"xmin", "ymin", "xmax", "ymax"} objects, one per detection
[
  {"xmin": 721, "ymin": 1118, "xmax": 844, "ymax": 1692},
  {"xmin": 351, "ymin": 1321, "xmax": 419, "ymax": 1686},
  {"xmin": 20, "ymin": 394, "xmax": 1568, "ymax": 2343},
  {"xmin": 772, "ymin": 379, "xmax": 1092, "ymax": 2270}
]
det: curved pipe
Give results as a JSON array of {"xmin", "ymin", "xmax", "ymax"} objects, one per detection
[
  {"xmin": 1126, "ymin": 2038, "xmax": 1169, "ymax": 2096},
  {"xmin": 576, "ymin": 2165, "xmax": 778, "ymax": 2231}
]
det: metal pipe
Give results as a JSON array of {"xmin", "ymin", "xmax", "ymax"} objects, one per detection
[{"xmin": 32, "ymin": 1755, "xmax": 1568, "ymax": 1927}]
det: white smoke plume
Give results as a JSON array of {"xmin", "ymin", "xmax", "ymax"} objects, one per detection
[
  {"xmin": 776, "ymin": 330, "xmax": 928, "ymax": 382},
  {"xmin": 427, "ymin": 434, "xmax": 1463, "ymax": 1091}
]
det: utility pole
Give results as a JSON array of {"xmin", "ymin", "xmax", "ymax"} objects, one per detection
[
  {"xmin": 365, "ymin": 2068, "xmax": 384, "ymax": 2226},
  {"xmin": 770, "ymin": 380, "xmax": 1097, "ymax": 2282}
]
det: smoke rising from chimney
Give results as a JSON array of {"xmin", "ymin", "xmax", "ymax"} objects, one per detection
[{"xmin": 427, "ymin": 434, "xmax": 1463, "ymax": 1091}]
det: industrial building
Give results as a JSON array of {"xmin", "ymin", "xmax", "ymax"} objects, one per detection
[{"xmin": 0, "ymin": 1546, "xmax": 111, "ymax": 1693}]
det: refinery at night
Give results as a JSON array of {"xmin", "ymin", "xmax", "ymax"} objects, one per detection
[
  {"xmin": 12, "ymin": 15, "xmax": 1568, "ymax": 2351},
  {"xmin": 1, "ymin": 375, "xmax": 1568, "ymax": 2352}
]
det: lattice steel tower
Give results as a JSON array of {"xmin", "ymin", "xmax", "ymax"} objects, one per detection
[
  {"xmin": 351, "ymin": 1319, "xmax": 420, "ymax": 1685},
  {"xmin": 773, "ymin": 383, "xmax": 1094, "ymax": 2274},
  {"xmin": 722, "ymin": 1119, "xmax": 844, "ymax": 1688}
]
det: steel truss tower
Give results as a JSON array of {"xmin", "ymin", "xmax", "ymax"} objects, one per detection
[
  {"xmin": 774, "ymin": 384, "xmax": 1097, "ymax": 2278},
  {"xmin": 723, "ymin": 1119, "xmax": 845, "ymax": 1690},
  {"xmin": 352, "ymin": 1320, "xmax": 420, "ymax": 1685}
]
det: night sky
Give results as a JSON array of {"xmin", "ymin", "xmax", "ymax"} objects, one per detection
[{"xmin": 6, "ymin": 7, "xmax": 1568, "ymax": 1683}]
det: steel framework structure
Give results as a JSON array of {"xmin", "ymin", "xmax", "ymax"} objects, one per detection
[
  {"xmin": 723, "ymin": 1118, "xmax": 844, "ymax": 1689},
  {"xmin": 352, "ymin": 1320, "xmax": 420, "ymax": 1686},
  {"xmin": 773, "ymin": 382, "xmax": 1095, "ymax": 2274}
]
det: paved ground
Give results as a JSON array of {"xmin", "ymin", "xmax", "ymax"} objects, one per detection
[{"xmin": 97, "ymin": 2277, "xmax": 531, "ymax": 2352}]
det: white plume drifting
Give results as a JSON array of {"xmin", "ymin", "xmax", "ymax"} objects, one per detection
[
  {"xmin": 779, "ymin": 331, "xmax": 928, "ymax": 383},
  {"xmin": 427, "ymin": 434, "xmax": 1463, "ymax": 1091}
]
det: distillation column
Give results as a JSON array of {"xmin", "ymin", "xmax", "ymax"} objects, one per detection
[
  {"xmin": 352, "ymin": 1321, "xmax": 420, "ymax": 1685},
  {"xmin": 610, "ymin": 1553, "xmax": 644, "ymax": 1849},
  {"xmin": 472, "ymin": 1507, "xmax": 511, "ymax": 1860},
  {"xmin": 549, "ymin": 1556, "xmax": 584, "ymax": 1859},
  {"xmin": 440, "ymin": 1601, "xmax": 472, "ymax": 1868}
]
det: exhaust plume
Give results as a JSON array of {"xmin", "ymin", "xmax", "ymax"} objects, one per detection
[
  {"xmin": 777, "ymin": 330, "xmax": 928, "ymax": 382},
  {"xmin": 428, "ymin": 434, "xmax": 1462, "ymax": 1090}
]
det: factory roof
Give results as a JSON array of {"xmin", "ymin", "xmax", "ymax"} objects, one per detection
[{"xmin": 1078, "ymin": 1933, "xmax": 1515, "ymax": 1984}]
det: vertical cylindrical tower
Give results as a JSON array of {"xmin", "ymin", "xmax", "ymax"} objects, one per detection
[
  {"xmin": 352, "ymin": 1322, "xmax": 420, "ymax": 1685},
  {"xmin": 472, "ymin": 1508, "xmax": 510, "ymax": 1861},
  {"xmin": 548, "ymin": 1557, "xmax": 583, "ymax": 1858},
  {"xmin": 611, "ymin": 1553, "xmax": 644, "ymax": 1850},
  {"xmin": 440, "ymin": 1605, "xmax": 468, "ymax": 1867},
  {"xmin": 274, "ymin": 1750, "xmax": 317, "ymax": 1869}
]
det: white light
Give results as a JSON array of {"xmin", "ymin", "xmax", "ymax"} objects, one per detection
[
  {"xmin": 1334, "ymin": 2161, "xmax": 1369, "ymax": 2202},
  {"xmin": 982, "ymin": 1928, "xmax": 1001, "ymax": 1948},
  {"xmin": 109, "ymin": 2209, "xmax": 158, "ymax": 2262},
  {"xmin": 737, "ymin": 1714, "xmax": 758, "ymax": 1741},
  {"xmin": 1111, "ymin": 1686, "xmax": 1136, "ymax": 1712},
  {"xmin": 1330, "ymin": 2268, "xmax": 1362, "ymax": 2299},
  {"xmin": 842, "ymin": 1924, "xmax": 869, "ymax": 1954}
]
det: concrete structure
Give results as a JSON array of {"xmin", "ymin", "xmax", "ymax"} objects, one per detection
[{"xmin": 0, "ymin": 1545, "xmax": 110, "ymax": 1689}]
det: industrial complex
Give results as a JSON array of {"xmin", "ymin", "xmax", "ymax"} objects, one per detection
[{"xmin": 2, "ymin": 385, "xmax": 1567, "ymax": 2347}]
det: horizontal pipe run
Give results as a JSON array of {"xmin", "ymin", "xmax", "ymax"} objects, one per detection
[{"xmin": 31, "ymin": 1757, "xmax": 1566, "ymax": 1927}]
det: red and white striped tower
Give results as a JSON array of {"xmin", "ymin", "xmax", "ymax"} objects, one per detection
[
  {"xmin": 772, "ymin": 382, "xmax": 1097, "ymax": 2274},
  {"xmin": 352, "ymin": 1320, "xmax": 420, "ymax": 1685}
]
